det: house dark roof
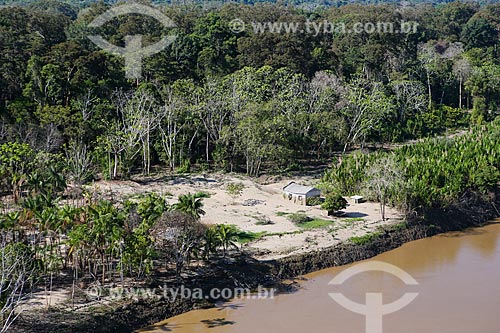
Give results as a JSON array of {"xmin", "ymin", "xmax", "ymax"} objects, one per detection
[{"xmin": 283, "ymin": 182, "xmax": 320, "ymax": 195}]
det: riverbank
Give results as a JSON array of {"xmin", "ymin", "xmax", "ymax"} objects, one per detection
[
  {"xmin": 11, "ymin": 188, "xmax": 500, "ymax": 333},
  {"xmin": 271, "ymin": 189, "xmax": 500, "ymax": 278},
  {"xmin": 139, "ymin": 219, "xmax": 500, "ymax": 333}
]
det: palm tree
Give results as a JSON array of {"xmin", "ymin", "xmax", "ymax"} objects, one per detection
[
  {"xmin": 216, "ymin": 224, "xmax": 239, "ymax": 257},
  {"xmin": 87, "ymin": 201, "xmax": 125, "ymax": 284},
  {"xmin": 46, "ymin": 166, "xmax": 67, "ymax": 195},
  {"xmin": 203, "ymin": 226, "xmax": 221, "ymax": 259},
  {"xmin": 171, "ymin": 193, "xmax": 205, "ymax": 219},
  {"xmin": 137, "ymin": 193, "xmax": 169, "ymax": 224}
]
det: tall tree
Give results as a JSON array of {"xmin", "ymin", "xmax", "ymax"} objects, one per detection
[
  {"xmin": 339, "ymin": 79, "xmax": 395, "ymax": 153},
  {"xmin": 365, "ymin": 155, "xmax": 404, "ymax": 221}
]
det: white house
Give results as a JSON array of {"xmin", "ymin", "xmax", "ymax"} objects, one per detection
[{"xmin": 282, "ymin": 182, "xmax": 321, "ymax": 206}]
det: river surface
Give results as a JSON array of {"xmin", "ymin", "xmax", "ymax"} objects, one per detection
[{"xmin": 140, "ymin": 221, "xmax": 500, "ymax": 333}]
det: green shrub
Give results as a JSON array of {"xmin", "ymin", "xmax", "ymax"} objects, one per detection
[
  {"xmin": 136, "ymin": 193, "xmax": 169, "ymax": 224},
  {"xmin": 306, "ymin": 196, "xmax": 323, "ymax": 206},
  {"xmin": 321, "ymin": 193, "xmax": 348, "ymax": 214},
  {"xmin": 176, "ymin": 160, "xmax": 191, "ymax": 174},
  {"xmin": 287, "ymin": 213, "xmax": 312, "ymax": 225},
  {"xmin": 197, "ymin": 161, "xmax": 210, "ymax": 173},
  {"xmin": 226, "ymin": 182, "xmax": 244, "ymax": 200},
  {"xmin": 284, "ymin": 162, "xmax": 302, "ymax": 172},
  {"xmin": 194, "ymin": 191, "xmax": 211, "ymax": 198},
  {"xmin": 349, "ymin": 232, "xmax": 382, "ymax": 245}
]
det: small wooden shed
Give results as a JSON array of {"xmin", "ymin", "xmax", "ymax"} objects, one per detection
[{"xmin": 282, "ymin": 182, "xmax": 321, "ymax": 206}]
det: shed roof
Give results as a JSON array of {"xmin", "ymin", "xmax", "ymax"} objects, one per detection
[{"xmin": 283, "ymin": 182, "xmax": 320, "ymax": 195}]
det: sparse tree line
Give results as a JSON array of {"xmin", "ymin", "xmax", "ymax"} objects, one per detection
[{"xmin": 0, "ymin": 67, "xmax": 479, "ymax": 179}]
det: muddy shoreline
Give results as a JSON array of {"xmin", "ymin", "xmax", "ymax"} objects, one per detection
[{"xmin": 12, "ymin": 190, "xmax": 500, "ymax": 333}]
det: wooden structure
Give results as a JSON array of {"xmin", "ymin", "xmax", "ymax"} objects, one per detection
[{"xmin": 282, "ymin": 182, "xmax": 321, "ymax": 206}]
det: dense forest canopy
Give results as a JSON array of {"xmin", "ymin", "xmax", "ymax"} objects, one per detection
[
  {"xmin": 2, "ymin": 0, "xmax": 500, "ymax": 8},
  {"xmin": 6, "ymin": 0, "xmax": 500, "ymax": 6},
  {"xmin": 0, "ymin": 0, "xmax": 499, "ymax": 179},
  {"xmin": 0, "ymin": 2, "xmax": 499, "ymax": 327}
]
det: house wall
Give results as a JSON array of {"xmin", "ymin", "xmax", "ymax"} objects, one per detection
[{"xmin": 283, "ymin": 191, "xmax": 307, "ymax": 205}]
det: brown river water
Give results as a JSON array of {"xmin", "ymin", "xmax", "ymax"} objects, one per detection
[{"xmin": 140, "ymin": 220, "xmax": 500, "ymax": 333}]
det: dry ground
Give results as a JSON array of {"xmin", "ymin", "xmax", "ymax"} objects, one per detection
[{"xmin": 86, "ymin": 173, "xmax": 402, "ymax": 260}]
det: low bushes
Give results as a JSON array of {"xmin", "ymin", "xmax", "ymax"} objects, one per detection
[{"xmin": 287, "ymin": 213, "xmax": 311, "ymax": 224}]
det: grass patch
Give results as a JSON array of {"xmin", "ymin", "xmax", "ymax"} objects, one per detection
[
  {"xmin": 275, "ymin": 211, "xmax": 290, "ymax": 216},
  {"xmin": 338, "ymin": 217, "xmax": 366, "ymax": 229},
  {"xmin": 388, "ymin": 221, "xmax": 408, "ymax": 231},
  {"xmin": 376, "ymin": 221, "xmax": 409, "ymax": 233},
  {"xmin": 286, "ymin": 213, "xmax": 334, "ymax": 230},
  {"xmin": 298, "ymin": 218, "xmax": 334, "ymax": 230},
  {"xmin": 349, "ymin": 232, "xmax": 382, "ymax": 245},
  {"xmin": 255, "ymin": 219, "xmax": 274, "ymax": 225},
  {"xmin": 194, "ymin": 191, "xmax": 211, "ymax": 198},
  {"xmin": 233, "ymin": 228, "xmax": 267, "ymax": 244},
  {"xmin": 287, "ymin": 212, "xmax": 311, "ymax": 224},
  {"xmin": 248, "ymin": 212, "xmax": 274, "ymax": 225},
  {"xmin": 343, "ymin": 217, "xmax": 365, "ymax": 223}
]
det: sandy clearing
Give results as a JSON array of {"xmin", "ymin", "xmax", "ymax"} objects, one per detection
[{"xmin": 86, "ymin": 173, "xmax": 403, "ymax": 260}]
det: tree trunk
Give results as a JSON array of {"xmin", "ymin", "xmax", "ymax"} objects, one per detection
[
  {"xmin": 113, "ymin": 153, "xmax": 118, "ymax": 179},
  {"xmin": 458, "ymin": 77, "xmax": 462, "ymax": 109},
  {"xmin": 101, "ymin": 253, "xmax": 106, "ymax": 286},
  {"xmin": 342, "ymin": 141, "xmax": 349, "ymax": 155},
  {"xmin": 146, "ymin": 129, "xmax": 151, "ymax": 175},
  {"xmin": 206, "ymin": 132, "xmax": 210, "ymax": 163},
  {"xmin": 427, "ymin": 72, "xmax": 432, "ymax": 109}
]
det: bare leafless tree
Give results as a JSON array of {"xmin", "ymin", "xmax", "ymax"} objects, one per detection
[
  {"xmin": 365, "ymin": 155, "xmax": 404, "ymax": 221},
  {"xmin": 198, "ymin": 78, "xmax": 232, "ymax": 163},
  {"xmin": 0, "ymin": 118, "xmax": 7, "ymax": 143},
  {"xmin": 105, "ymin": 89, "xmax": 159, "ymax": 178},
  {"xmin": 150, "ymin": 211, "xmax": 206, "ymax": 277},
  {"xmin": 417, "ymin": 42, "xmax": 439, "ymax": 109},
  {"xmin": 64, "ymin": 141, "xmax": 94, "ymax": 185},
  {"xmin": 453, "ymin": 58, "xmax": 472, "ymax": 109},
  {"xmin": 157, "ymin": 86, "xmax": 184, "ymax": 171},
  {"xmin": 41, "ymin": 123, "xmax": 63, "ymax": 153},
  {"xmin": 73, "ymin": 89, "xmax": 97, "ymax": 122},
  {"xmin": 340, "ymin": 80, "xmax": 394, "ymax": 154},
  {"xmin": 0, "ymin": 239, "xmax": 37, "ymax": 332},
  {"xmin": 390, "ymin": 80, "xmax": 427, "ymax": 121}
]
